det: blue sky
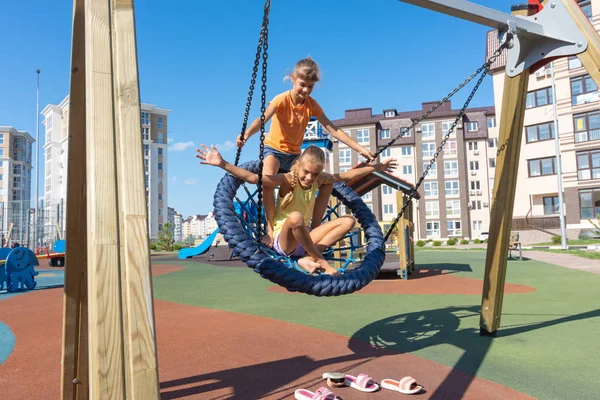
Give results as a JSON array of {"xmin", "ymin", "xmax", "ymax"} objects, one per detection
[{"xmin": 1, "ymin": 0, "xmax": 517, "ymax": 217}]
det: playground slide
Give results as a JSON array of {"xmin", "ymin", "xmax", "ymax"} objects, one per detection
[{"xmin": 177, "ymin": 228, "xmax": 220, "ymax": 259}]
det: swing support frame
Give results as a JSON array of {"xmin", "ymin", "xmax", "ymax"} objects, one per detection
[{"xmin": 399, "ymin": 0, "xmax": 600, "ymax": 336}]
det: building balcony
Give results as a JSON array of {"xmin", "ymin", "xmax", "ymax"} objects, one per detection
[
  {"xmin": 574, "ymin": 128, "xmax": 600, "ymax": 143},
  {"xmin": 571, "ymin": 91, "xmax": 599, "ymax": 106},
  {"xmin": 578, "ymin": 167, "xmax": 600, "ymax": 180}
]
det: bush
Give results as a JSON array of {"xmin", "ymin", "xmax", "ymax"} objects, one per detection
[
  {"xmin": 173, "ymin": 244, "xmax": 182, "ymax": 251},
  {"xmin": 484, "ymin": 238, "xmax": 488, "ymax": 243},
  {"xmin": 433, "ymin": 240, "xmax": 442, "ymax": 247},
  {"xmin": 150, "ymin": 242, "xmax": 157, "ymax": 250},
  {"xmin": 460, "ymin": 239, "xmax": 469, "ymax": 245},
  {"xmin": 426, "ymin": 239, "xmax": 433, "ymax": 243},
  {"xmin": 551, "ymin": 235, "xmax": 561, "ymax": 244},
  {"xmin": 416, "ymin": 240, "xmax": 426, "ymax": 247},
  {"xmin": 447, "ymin": 238, "xmax": 457, "ymax": 245},
  {"xmin": 578, "ymin": 233, "xmax": 590, "ymax": 240},
  {"xmin": 473, "ymin": 239, "xmax": 481, "ymax": 244}
]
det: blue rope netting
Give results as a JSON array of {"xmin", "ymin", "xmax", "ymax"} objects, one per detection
[{"xmin": 213, "ymin": 161, "xmax": 386, "ymax": 296}]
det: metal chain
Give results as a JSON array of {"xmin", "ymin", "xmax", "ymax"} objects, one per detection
[
  {"xmin": 382, "ymin": 44, "xmax": 507, "ymax": 243},
  {"xmin": 234, "ymin": 0, "xmax": 271, "ymax": 167},
  {"xmin": 372, "ymin": 43, "xmax": 508, "ymax": 160},
  {"xmin": 255, "ymin": 1, "xmax": 270, "ymax": 244}
]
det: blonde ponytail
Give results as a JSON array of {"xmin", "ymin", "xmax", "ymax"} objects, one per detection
[{"xmin": 280, "ymin": 164, "xmax": 299, "ymax": 209}]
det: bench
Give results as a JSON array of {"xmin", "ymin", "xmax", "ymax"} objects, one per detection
[{"xmin": 508, "ymin": 232, "xmax": 523, "ymax": 261}]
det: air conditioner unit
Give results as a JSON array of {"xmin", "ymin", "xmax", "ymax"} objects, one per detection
[
  {"xmin": 535, "ymin": 69, "xmax": 544, "ymax": 78},
  {"xmin": 457, "ymin": 123, "xmax": 463, "ymax": 129},
  {"xmin": 476, "ymin": 190, "xmax": 482, "ymax": 195},
  {"xmin": 545, "ymin": 68, "xmax": 552, "ymax": 76},
  {"xmin": 416, "ymin": 127, "xmax": 422, "ymax": 132},
  {"xmin": 469, "ymin": 190, "xmax": 477, "ymax": 196},
  {"xmin": 483, "ymin": 202, "xmax": 489, "ymax": 207},
  {"xmin": 474, "ymin": 150, "xmax": 480, "ymax": 155},
  {"xmin": 470, "ymin": 171, "xmax": 477, "ymax": 176}
]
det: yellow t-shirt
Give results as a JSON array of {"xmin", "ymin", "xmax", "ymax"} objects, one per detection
[
  {"xmin": 272, "ymin": 182, "xmax": 319, "ymax": 237},
  {"xmin": 264, "ymin": 91, "xmax": 324, "ymax": 154}
]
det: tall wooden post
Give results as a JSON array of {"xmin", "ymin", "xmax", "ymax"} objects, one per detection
[
  {"xmin": 479, "ymin": 5, "xmax": 533, "ymax": 336},
  {"xmin": 396, "ymin": 192, "xmax": 408, "ymax": 279},
  {"xmin": 61, "ymin": 0, "xmax": 160, "ymax": 398}
]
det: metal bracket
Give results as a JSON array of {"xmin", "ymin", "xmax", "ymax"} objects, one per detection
[{"xmin": 398, "ymin": 0, "xmax": 588, "ymax": 77}]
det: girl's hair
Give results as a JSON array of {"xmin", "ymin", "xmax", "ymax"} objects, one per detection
[
  {"xmin": 286, "ymin": 57, "xmax": 321, "ymax": 83},
  {"xmin": 280, "ymin": 146, "xmax": 325, "ymax": 209}
]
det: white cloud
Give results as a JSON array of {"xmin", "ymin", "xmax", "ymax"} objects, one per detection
[
  {"xmin": 167, "ymin": 137, "xmax": 174, "ymax": 144},
  {"xmin": 215, "ymin": 140, "xmax": 236, "ymax": 152},
  {"xmin": 184, "ymin": 178, "xmax": 196, "ymax": 185},
  {"xmin": 169, "ymin": 141, "xmax": 195, "ymax": 151}
]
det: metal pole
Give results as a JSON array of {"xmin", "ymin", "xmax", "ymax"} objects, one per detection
[
  {"xmin": 35, "ymin": 69, "xmax": 40, "ymax": 248},
  {"xmin": 550, "ymin": 61, "xmax": 567, "ymax": 249}
]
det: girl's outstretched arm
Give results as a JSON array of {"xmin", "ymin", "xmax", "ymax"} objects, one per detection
[
  {"xmin": 317, "ymin": 113, "xmax": 375, "ymax": 161},
  {"xmin": 196, "ymin": 144, "xmax": 287, "ymax": 187},
  {"xmin": 319, "ymin": 158, "xmax": 399, "ymax": 185},
  {"xmin": 236, "ymin": 104, "xmax": 277, "ymax": 148}
]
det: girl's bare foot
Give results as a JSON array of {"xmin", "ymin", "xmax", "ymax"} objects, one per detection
[
  {"xmin": 298, "ymin": 257, "xmax": 321, "ymax": 274},
  {"xmin": 316, "ymin": 259, "xmax": 340, "ymax": 276}
]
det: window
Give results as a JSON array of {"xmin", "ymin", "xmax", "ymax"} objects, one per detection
[
  {"xmin": 487, "ymin": 117, "xmax": 497, "ymax": 128},
  {"xmin": 158, "ymin": 163, "xmax": 163, "ymax": 170},
  {"xmin": 158, "ymin": 133, "xmax": 164, "ymax": 144},
  {"xmin": 528, "ymin": 156, "xmax": 557, "ymax": 177},
  {"xmin": 471, "ymin": 181, "xmax": 481, "ymax": 190},
  {"xmin": 488, "ymin": 138, "xmax": 498, "ymax": 148},
  {"xmin": 543, "ymin": 196, "xmax": 560, "ymax": 215},
  {"xmin": 444, "ymin": 160, "xmax": 458, "ymax": 177},
  {"xmin": 142, "ymin": 127, "xmax": 149, "ymax": 140},
  {"xmin": 158, "ymin": 148, "xmax": 163, "ymax": 155},
  {"xmin": 446, "ymin": 200, "xmax": 461, "ymax": 216},
  {"xmin": 424, "ymin": 181, "xmax": 438, "ymax": 197},
  {"xmin": 425, "ymin": 201, "xmax": 439, "ymax": 217},
  {"xmin": 526, "ymin": 122, "xmax": 555, "ymax": 143},
  {"xmin": 0, "ymin": 134, "xmax": 4, "ymax": 144},
  {"xmin": 471, "ymin": 200, "xmax": 482, "ymax": 210},
  {"xmin": 384, "ymin": 204, "xmax": 394, "ymax": 214},
  {"xmin": 381, "ymin": 148, "xmax": 391, "ymax": 158},
  {"xmin": 568, "ymin": 56, "xmax": 582, "ymax": 70},
  {"xmin": 576, "ymin": 149, "xmax": 600, "ymax": 180},
  {"xmin": 441, "ymin": 121, "xmax": 455, "ymax": 137},
  {"xmin": 467, "ymin": 121, "xmax": 478, "ymax": 132},
  {"xmin": 362, "ymin": 192, "xmax": 372, "ymax": 202},
  {"xmin": 426, "ymin": 221, "xmax": 440, "ymax": 238},
  {"xmin": 385, "ymin": 110, "xmax": 396, "ymax": 117},
  {"xmin": 571, "ymin": 74, "xmax": 598, "ymax": 105},
  {"xmin": 402, "ymin": 165, "xmax": 413, "ymax": 175},
  {"xmin": 573, "ymin": 110, "xmax": 600, "ymax": 143},
  {"xmin": 473, "ymin": 220, "xmax": 483, "ymax": 231},
  {"xmin": 380, "ymin": 129, "xmax": 391, "ymax": 139},
  {"xmin": 421, "ymin": 123, "xmax": 435, "ymax": 140},
  {"xmin": 0, "ymin": 149, "xmax": 3, "ymax": 157},
  {"xmin": 157, "ymin": 117, "xmax": 164, "ymax": 129},
  {"xmin": 578, "ymin": 0, "xmax": 592, "ymax": 20},
  {"xmin": 470, "ymin": 161, "xmax": 480, "ymax": 171},
  {"xmin": 445, "ymin": 180, "xmax": 459, "ymax": 197},
  {"xmin": 526, "ymin": 87, "xmax": 554, "ymax": 108},
  {"xmin": 141, "ymin": 111, "xmax": 149, "ymax": 125},
  {"xmin": 443, "ymin": 140, "xmax": 457, "ymax": 157},
  {"xmin": 339, "ymin": 149, "xmax": 351, "ymax": 165},
  {"xmin": 400, "ymin": 127, "xmax": 411, "ymax": 137},
  {"xmin": 382, "ymin": 185, "xmax": 393, "ymax": 195},
  {"xmin": 424, "ymin": 162, "xmax": 437, "ymax": 178},
  {"xmin": 468, "ymin": 141, "xmax": 479, "ymax": 151},
  {"xmin": 489, "ymin": 158, "xmax": 496, "ymax": 168},
  {"xmin": 447, "ymin": 220, "xmax": 462, "ymax": 237},
  {"xmin": 158, "ymin": 193, "xmax": 163, "ymax": 200},
  {"xmin": 401, "ymin": 146, "xmax": 412, "ymax": 156},
  {"xmin": 422, "ymin": 142, "xmax": 436, "ymax": 158},
  {"xmin": 339, "ymin": 167, "xmax": 350, "ymax": 173},
  {"xmin": 579, "ymin": 187, "xmax": 600, "ymax": 219},
  {"xmin": 356, "ymin": 128, "xmax": 370, "ymax": 145}
]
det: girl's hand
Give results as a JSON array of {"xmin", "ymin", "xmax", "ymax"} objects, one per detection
[
  {"xmin": 375, "ymin": 158, "xmax": 399, "ymax": 173},
  {"xmin": 196, "ymin": 144, "xmax": 224, "ymax": 167},
  {"xmin": 236, "ymin": 134, "xmax": 247, "ymax": 148},
  {"xmin": 360, "ymin": 148, "xmax": 375, "ymax": 161}
]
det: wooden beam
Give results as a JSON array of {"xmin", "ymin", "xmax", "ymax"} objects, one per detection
[
  {"xmin": 396, "ymin": 191, "xmax": 408, "ymax": 279},
  {"xmin": 480, "ymin": 6, "xmax": 532, "ymax": 336},
  {"xmin": 562, "ymin": 0, "xmax": 600, "ymax": 86},
  {"xmin": 84, "ymin": 0, "xmax": 125, "ymax": 397},
  {"xmin": 61, "ymin": 0, "xmax": 89, "ymax": 398},
  {"xmin": 110, "ymin": 0, "xmax": 160, "ymax": 397}
]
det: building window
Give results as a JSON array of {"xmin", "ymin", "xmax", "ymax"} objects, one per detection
[
  {"xmin": 569, "ymin": 56, "xmax": 582, "ymax": 70},
  {"xmin": 576, "ymin": 149, "xmax": 600, "ymax": 180},
  {"xmin": 158, "ymin": 117, "xmax": 164, "ymax": 129},
  {"xmin": 467, "ymin": 121, "xmax": 479, "ymax": 132},
  {"xmin": 543, "ymin": 196, "xmax": 560, "ymax": 215},
  {"xmin": 445, "ymin": 180, "xmax": 459, "ymax": 197},
  {"xmin": 471, "ymin": 200, "xmax": 482, "ymax": 210},
  {"xmin": 578, "ymin": 0, "xmax": 592, "ymax": 20},
  {"xmin": 424, "ymin": 181, "xmax": 438, "ymax": 197},
  {"xmin": 446, "ymin": 200, "xmax": 461, "ymax": 216},
  {"xmin": 421, "ymin": 123, "xmax": 435, "ymax": 140},
  {"xmin": 473, "ymin": 220, "xmax": 483, "ymax": 231},
  {"xmin": 487, "ymin": 117, "xmax": 497, "ymax": 128},
  {"xmin": 422, "ymin": 142, "xmax": 436, "ymax": 158},
  {"xmin": 141, "ymin": 111, "xmax": 149, "ymax": 125},
  {"xmin": 401, "ymin": 146, "xmax": 412, "ymax": 156},
  {"xmin": 381, "ymin": 148, "xmax": 391, "ymax": 158},
  {"xmin": 380, "ymin": 129, "xmax": 391, "ymax": 139},
  {"xmin": 470, "ymin": 161, "xmax": 480, "ymax": 171},
  {"xmin": 385, "ymin": 110, "xmax": 396, "ymax": 117},
  {"xmin": 468, "ymin": 141, "xmax": 479, "ymax": 151},
  {"xmin": 158, "ymin": 163, "xmax": 163, "ymax": 170},
  {"xmin": 158, "ymin": 148, "xmax": 163, "ymax": 155},
  {"xmin": 425, "ymin": 201, "xmax": 439, "ymax": 217},
  {"xmin": 339, "ymin": 149, "xmax": 351, "ymax": 165},
  {"xmin": 0, "ymin": 149, "xmax": 3, "ymax": 157},
  {"xmin": 526, "ymin": 87, "xmax": 554, "ymax": 108},
  {"xmin": 383, "ymin": 204, "xmax": 394, "ymax": 214},
  {"xmin": 573, "ymin": 110, "xmax": 600, "ymax": 143},
  {"xmin": 339, "ymin": 167, "xmax": 350, "ymax": 173},
  {"xmin": 528, "ymin": 156, "xmax": 557, "ymax": 177},
  {"xmin": 402, "ymin": 165, "xmax": 413, "ymax": 175},
  {"xmin": 400, "ymin": 127, "xmax": 411, "ymax": 137},
  {"xmin": 526, "ymin": 122, "xmax": 555, "ymax": 143},
  {"xmin": 443, "ymin": 140, "xmax": 457, "ymax": 157},
  {"xmin": 362, "ymin": 192, "xmax": 372, "ymax": 202},
  {"xmin": 0, "ymin": 134, "xmax": 4, "ymax": 144},
  {"xmin": 571, "ymin": 74, "xmax": 599, "ymax": 106},
  {"xmin": 488, "ymin": 138, "xmax": 498, "ymax": 148},
  {"xmin": 579, "ymin": 187, "xmax": 600, "ymax": 219},
  {"xmin": 356, "ymin": 128, "xmax": 370, "ymax": 145},
  {"xmin": 447, "ymin": 220, "xmax": 462, "ymax": 237},
  {"xmin": 158, "ymin": 193, "xmax": 163, "ymax": 200},
  {"xmin": 444, "ymin": 160, "xmax": 459, "ymax": 177},
  {"xmin": 441, "ymin": 121, "xmax": 455, "ymax": 137},
  {"xmin": 142, "ymin": 127, "xmax": 149, "ymax": 140},
  {"xmin": 471, "ymin": 181, "xmax": 481, "ymax": 190},
  {"xmin": 488, "ymin": 158, "xmax": 496, "ymax": 168},
  {"xmin": 158, "ymin": 133, "xmax": 164, "ymax": 144},
  {"xmin": 424, "ymin": 162, "xmax": 437, "ymax": 178},
  {"xmin": 382, "ymin": 185, "xmax": 393, "ymax": 195},
  {"xmin": 426, "ymin": 221, "xmax": 440, "ymax": 238}
]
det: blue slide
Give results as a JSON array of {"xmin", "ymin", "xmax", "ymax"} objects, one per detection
[{"xmin": 177, "ymin": 228, "xmax": 220, "ymax": 259}]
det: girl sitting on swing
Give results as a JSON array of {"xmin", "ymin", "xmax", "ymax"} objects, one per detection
[{"xmin": 197, "ymin": 144, "xmax": 397, "ymax": 275}]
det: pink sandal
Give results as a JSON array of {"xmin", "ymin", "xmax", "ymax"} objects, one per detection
[
  {"xmin": 344, "ymin": 373, "xmax": 379, "ymax": 392},
  {"xmin": 294, "ymin": 385, "xmax": 339, "ymax": 400},
  {"xmin": 381, "ymin": 376, "xmax": 423, "ymax": 394}
]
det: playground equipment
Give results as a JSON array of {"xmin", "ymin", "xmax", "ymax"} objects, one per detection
[
  {"xmin": 36, "ymin": 239, "xmax": 67, "ymax": 267},
  {"xmin": 0, "ymin": 246, "xmax": 40, "ymax": 292},
  {"xmin": 177, "ymin": 228, "xmax": 220, "ymax": 259}
]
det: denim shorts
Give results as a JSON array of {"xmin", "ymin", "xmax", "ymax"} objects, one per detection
[{"xmin": 263, "ymin": 146, "xmax": 300, "ymax": 173}]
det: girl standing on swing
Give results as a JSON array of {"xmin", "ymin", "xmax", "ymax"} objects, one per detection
[{"xmin": 236, "ymin": 58, "xmax": 375, "ymax": 247}]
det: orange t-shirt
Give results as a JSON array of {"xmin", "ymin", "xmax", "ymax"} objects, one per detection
[{"xmin": 264, "ymin": 91, "xmax": 324, "ymax": 154}]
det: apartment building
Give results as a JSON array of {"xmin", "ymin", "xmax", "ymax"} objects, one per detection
[
  {"xmin": 485, "ymin": 0, "xmax": 600, "ymax": 242},
  {"xmin": 41, "ymin": 95, "xmax": 170, "ymax": 240},
  {"xmin": 0, "ymin": 126, "xmax": 34, "ymax": 244},
  {"xmin": 330, "ymin": 102, "xmax": 498, "ymax": 241}
]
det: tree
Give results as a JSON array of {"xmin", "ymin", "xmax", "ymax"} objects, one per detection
[
  {"xmin": 156, "ymin": 222, "xmax": 175, "ymax": 251},
  {"xmin": 589, "ymin": 214, "xmax": 600, "ymax": 237}
]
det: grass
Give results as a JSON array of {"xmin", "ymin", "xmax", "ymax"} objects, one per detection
[
  {"xmin": 414, "ymin": 246, "xmax": 486, "ymax": 251},
  {"xmin": 530, "ymin": 239, "xmax": 600, "ymax": 246},
  {"xmin": 530, "ymin": 248, "xmax": 600, "ymax": 260}
]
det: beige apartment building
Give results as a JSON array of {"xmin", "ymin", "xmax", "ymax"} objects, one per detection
[
  {"xmin": 486, "ymin": 0, "xmax": 599, "ymax": 242},
  {"xmin": 330, "ymin": 102, "xmax": 498, "ymax": 241}
]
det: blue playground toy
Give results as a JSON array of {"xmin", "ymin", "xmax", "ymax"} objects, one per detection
[{"xmin": 0, "ymin": 245, "xmax": 40, "ymax": 292}]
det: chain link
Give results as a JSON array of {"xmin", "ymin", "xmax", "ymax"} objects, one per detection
[{"xmin": 382, "ymin": 44, "xmax": 507, "ymax": 243}]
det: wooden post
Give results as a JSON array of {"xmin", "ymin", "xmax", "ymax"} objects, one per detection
[
  {"xmin": 479, "ymin": 5, "xmax": 533, "ymax": 336},
  {"xmin": 62, "ymin": 0, "xmax": 159, "ymax": 398},
  {"xmin": 562, "ymin": 0, "xmax": 600, "ymax": 86},
  {"xmin": 406, "ymin": 198, "xmax": 415, "ymax": 275},
  {"xmin": 396, "ymin": 191, "xmax": 408, "ymax": 279}
]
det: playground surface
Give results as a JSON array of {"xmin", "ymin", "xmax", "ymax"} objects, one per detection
[{"xmin": 1, "ymin": 250, "xmax": 599, "ymax": 399}]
